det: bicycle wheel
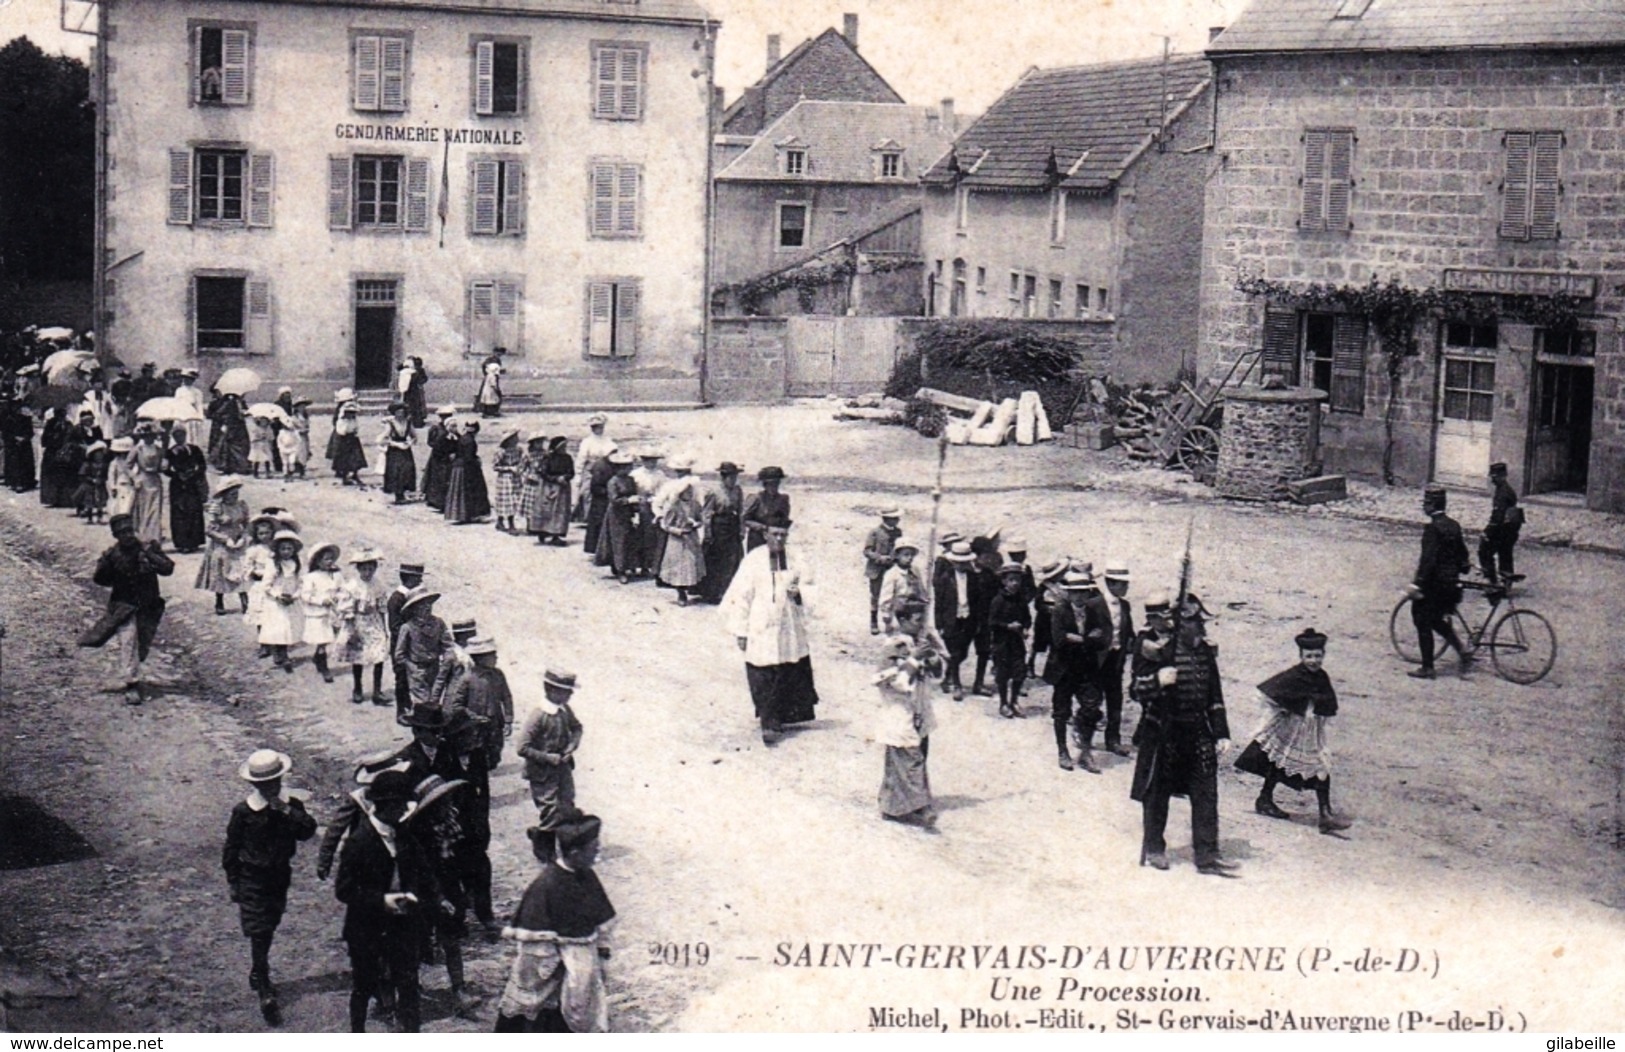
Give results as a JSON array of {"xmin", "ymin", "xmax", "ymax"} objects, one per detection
[
  {"xmin": 1389, "ymin": 596, "xmax": 1473, "ymax": 666},
  {"xmin": 1488, "ymin": 609, "xmax": 1557, "ymax": 684}
]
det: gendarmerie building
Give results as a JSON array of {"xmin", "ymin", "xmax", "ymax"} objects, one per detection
[{"xmin": 94, "ymin": 0, "xmax": 715, "ymax": 405}]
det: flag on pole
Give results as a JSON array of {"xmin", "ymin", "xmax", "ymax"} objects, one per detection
[{"xmin": 437, "ymin": 138, "xmax": 450, "ymax": 248}]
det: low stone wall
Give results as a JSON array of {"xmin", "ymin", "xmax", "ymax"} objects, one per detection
[{"xmin": 1215, "ymin": 386, "xmax": 1326, "ymax": 501}]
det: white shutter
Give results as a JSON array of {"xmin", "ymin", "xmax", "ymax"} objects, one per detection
[
  {"xmin": 168, "ymin": 147, "xmax": 193, "ymax": 225},
  {"xmin": 468, "ymin": 280, "xmax": 495, "ymax": 356},
  {"xmin": 328, "ymin": 155, "xmax": 352, "ymax": 230},
  {"xmin": 474, "ymin": 40, "xmax": 495, "ymax": 115},
  {"xmin": 1300, "ymin": 129, "xmax": 1327, "ymax": 229},
  {"xmin": 618, "ymin": 48, "xmax": 642, "ymax": 120},
  {"xmin": 354, "ymin": 35, "xmax": 381, "ymax": 110},
  {"xmin": 501, "ymin": 161, "xmax": 525, "ymax": 235},
  {"xmin": 380, "ymin": 37, "xmax": 407, "ymax": 111},
  {"xmin": 404, "ymin": 157, "xmax": 431, "ymax": 232},
  {"xmin": 221, "ymin": 29, "xmax": 250, "ymax": 105},
  {"xmin": 247, "ymin": 152, "xmax": 274, "ymax": 227},
  {"xmin": 496, "ymin": 280, "xmax": 521, "ymax": 352},
  {"xmin": 615, "ymin": 164, "xmax": 640, "ymax": 236},
  {"xmin": 587, "ymin": 282, "xmax": 613, "ymax": 357},
  {"xmin": 614, "ymin": 282, "xmax": 638, "ymax": 357},
  {"xmin": 591, "ymin": 163, "xmax": 615, "ymax": 235},
  {"xmin": 469, "ymin": 159, "xmax": 499, "ymax": 235},
  {"xmin": 245, "ymin": 279, "xmax": 272, "ymax": 355},
  {"xmin": 595, "ymin": 46, "xmax": 618, "ymax": 117}
]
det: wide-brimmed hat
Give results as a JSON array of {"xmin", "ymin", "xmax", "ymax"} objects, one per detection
[
  {"xmin": 466, "ymin": 637, "xmax": 498, "ymax": 657},
  {"xmin": 401, "ymin": 588, "xmax": 441, "ymax": 615},
  {"xmin": 1005, "ymin": 536, "xmax": 1028, "ymax": 553},
  {"xmin": 892, "ymin": 536, "xmax": 920, "ymax": 554},
  {"xmin": 1036, "ymin": 560, "xmax": 1067, "ymax": 584},
  {"xmin": 271, "ymin": 529, "xmax": 303, "ymax": 547},
  {"xmin": 1295, "ymin": 627, "xmax": 1329, "ymax": 651},
  {"xmin": 179, "ymin": 367, "xmax": 200, "ymax": 378},
  {"xmin": 607, "ymin": 450, "xmax": 634, "ymax": 465},
  {"xmin": 437, "ymin": 404, "xmax": 457, "ymax": 417},
  {"xmin": 757, "ymin": 465, "xmax": 785, "ymax": 481},
  {"xmin": 347, "ymin": 546, "xmax": 383, "ymax": 565},
  {"xmin": 398, "ymin": 562, "xmax": 426, "ymax": 576},
  {"xmin": 109, "ymin": 437, "xmax": 133, "ymax": 454},
  {"xmin": 212, "ymin": 477, "xmax": 246, "ymax": 497},
  {"xmin": 587, "ymin": 413, "xmax": 608, "ymax": 427},
  {"xmin": 500, "ymin": 428, "xmax": 520, "ymax": 447},
  {"xmin": 637, "ymin": 447, "xmax": 664, "ymax": 460},
  {"xmin": 334, "ymin": 388, "xmax": 356, "ymax": 403},
  {"xmin": 1182, "ymin": 591, "xmax": 1217, "ymax": 618},
  {"xmin": 668, "ymin": 452, "xmax": 695, "ymax": 471},
  {"xmin": 367, "ymin": 769, "xmax": 417, "ymax": 804},
  {"xmin": 1060, "ymin": 569, "xmax": 1097, "ymax": 589},
  {"xmin": 718, "ymin": 461, "xmax": 742, "ymax": 476},
  {"xmin": 543, "ymin": 668, "xmax": 578, "ymax": 692},
  {"xmin": 997, "ymin": 561, "xmax": 1027, "ymax": 577},
  {"xmin": 413, "ymin": 775, "xmax": 468, "ymax": 812},
  {"xmin": 938, "ymin": 530, "xmax": 964, "ymax": 548},
  {"xmin": 450, "ymin": 618, "xmax": 478, "ymax": 638},
  {"xmin": 84, "ymin": 441, "xmax": 107, "ymax": 456},
  {"xmin": 1143, "ymin": 590, "xmax": 1173, "ymax": 613},
  {"xmin": 1103, "ymin": 562, "xmax": 1131, "ymax": 582},
  {"xmin": 387, "ymin": 401, "xmax": 407, "ymax": 415},
  {"xmin": 249, "ymin": 513, "xmax": 279, "ymax": 533},
  {"xmin": 307, "ymin": 541, "xmax": 341, "ymax": 569},
  {"xmin": 527, "ymin": 435, "xmax": 548, "ymax": 448},
  {"xmin": 549, "ymin": 435, "xmax": 569, "ymax": 451},
  {"xmin": 879, "ymin": 506, "xmax": 902, "ymax": 520},
  {"xmin": 944, "ymin": 541, "xmax": 976, "ymax": 563},
  {"xmin": 240, "ymin": 749, "xmax": 292, "ymax": 783},
  {"xmin": 353, "ymin": 748, "xmax": 410, "ymax": 785}
]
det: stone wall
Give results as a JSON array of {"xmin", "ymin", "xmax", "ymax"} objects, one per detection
[{"xmin": 1215, "ymin": 386, "xmax": 1326, "ymax": 501}]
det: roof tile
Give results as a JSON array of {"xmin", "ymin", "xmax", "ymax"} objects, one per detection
[
  {"xmin": 1209, "ymin": 0, "xmax": 1625, "ymax": 54},
  {"xmin": 717, "ymin": 101, "xmax": 958, "ymax": 183}
]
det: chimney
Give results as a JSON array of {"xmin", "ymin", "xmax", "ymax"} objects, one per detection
[
  {"xmin": 843, "ymin": 13, "xmax": 859, "ymax": 50},
  {"xmin": 1208, "ymin": 25, "xmax": 1225, "ymax": 42},
  {"xmin": 940, "ymin": 97, "xmax": 955, "ymax": 133},
  {"xmin": 766, "ymin": 33, "xmax": 781, "ymax": 69}
]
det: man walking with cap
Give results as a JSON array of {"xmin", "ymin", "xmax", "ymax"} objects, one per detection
[
  {"xmin": 723, "ymin": 520, "xmax": 819, "ymax": 744},
  {"xmin": 223, "ymin": 748, "xmax": 316, "ymax": 1025},
  {"xmin": 518, "ymin": 670, "xmax": 585, "ymax": 859},
  {"xmin": 89, "ymin": 513, "xmax": 176, "ymax": 703},
  {"xmin": 387, "ymin": 563, "xmax": 426, "ymax": 716},
  {"xmin": 1044, "ymin": 568, "xmax": 1111, "ymax": 771},
  {"xmin": 1099, "ymin": 561, "xmax": 1136, "ymax": 756},
  {"xmin": 876, "ymin": 536, "xmax": 926, "ymax": 635},
  {"xmin": 933, "ymin": 540, "xmax": 985, "ymax": 700},
  {"xmin": 742, "ymin": 466, "xmax": 789, "ymax": 552},
  {"xmin": 1478, "ymin": 461, "xmax": 1523, "ymax": 585},
  {"xmin": 1409, "ymin": 483, "xmax": 1472, "ymax": 679},
  {"xmin": 863, "ymin": 508, "xmax": 904, "ymax": 634}
]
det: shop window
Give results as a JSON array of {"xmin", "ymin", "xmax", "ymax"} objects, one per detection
[
  {"xmin": 473, "ymin": 38, "xmax": 527, "ymax": 116},
  {"xmin": 586, "ymin": 279, "xmax": 640, "ymax": 358},
  {"xmin": 193, "ymin": 24, "xmax": 252, "ymax": 106}
]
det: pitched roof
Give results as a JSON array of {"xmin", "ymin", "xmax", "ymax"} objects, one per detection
[
  {"xmin": 920, "ymin": 55, "xmax": 1211, "ymax": 193},
  {"xmin": 719, "ymin": 27, "xmax": 904, "ymax": 134},
  {"xmin": 1208, "ymin": 0, "xmax": 1625, "ymax": 54},
  {"xmin": 257, "ymin": 0, "xmax": 711, "ymax": 24},
  {"xmin": 716, "ymin": 101, "xmax": 957, "ymax": 183}
]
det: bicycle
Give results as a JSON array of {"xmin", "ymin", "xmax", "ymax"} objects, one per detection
[{"xmin": 1388, "ymin": 574, "xmax": 1557, "ymax": 685}]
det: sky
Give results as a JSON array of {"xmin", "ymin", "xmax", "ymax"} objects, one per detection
[{"xmin": 0, "ymin": 0, "xmax": 1239, "ymax": 113}]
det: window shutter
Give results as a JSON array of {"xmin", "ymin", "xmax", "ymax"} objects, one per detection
[
  {"xmin": 469, "ymin": 158, "xmax": 499, "ymax": 235},
  {"xmin": 615, "ymin": 282, "xmax": 639, "ymax": 357},
  {"xmin": 1300, "ymin": 129, "xmax": 1327, "ymax": 229},
  {"xmin": 327, "ymin": 155, "xmax": 352, "ymax": 230},
  {"xmin": 1261, "ymin": 307, "xmax": 1299, "ymax": 382},
  {"xmin": 1326, "ymin": 131, "xmax": 1352, "ymax": 230},
  {"xmin": 1501, "ymin": 131, "xmax": 1533, "ymax": 240},
  {"xmin": 618, "ymin": 48, "xmax": 641, "ymax": 119},
  {"xmin": 354, "ymin": 35, "xmax": 381, "ymax": 110},
  {"xmin": 587, "ymin": 282, "xmax": 613, "ymax": 357},
  {"xmin": 186, "ymin": 276, "xmax": 197, "ymax": 355},
  {"xmin": 496, "ymin": 280, "xmax": 521, "ymax": 352},
  {"xmin": 615, "ymin": 164, "xmax": 640, "ymax": 235},
  {"xmin": 501, "ymin": 161, "xmax": 526, "ymax": 235},
  {"xmin": 468, "ymin": 280, "xmax": 494, "ymax": 356},
  {"xmin": 404, "ymin": 157, "xmax": 431, "ymax": 232},
  {"xmin": 1530, "ymin": 131, "xmax": 1561, "ymax": 240},
  {"xmin": 168, "ymin": 147, "xmax": 193, "ymax": 225},
  {"xmin": 380, "ymin": 37, "xmax": 407, "ymax": 111},
  {"xmin": 221, "ymin": 29, "xmax": 250, "ymax": 105},
  {"xmin": 245, "ymin": 279, "xmax": 272, "ymax": 355},
  {"xmin": 247, "ymin": 152, "xmax": 274, "ymax": 227},
  {"xmin": 594, "ymin": 46, "xmax": 618, "ymax": 117},
  {"xmin": 474, "ymin": 41, "xmax": 495, "ymax": 115},
  {"xmin": 591, "ymin": 163, "xmax": 615, "ymax": 235},
  {"xmin": 1330, "ymin": 313, "xmax": 1367, "ymax": 412}
]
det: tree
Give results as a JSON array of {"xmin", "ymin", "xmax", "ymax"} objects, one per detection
[{"xmin": 0, "ymin": 36, "xmax": 96, "ymax": 326}]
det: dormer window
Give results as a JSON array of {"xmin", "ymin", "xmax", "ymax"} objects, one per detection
[
  {"xmin": 785, "ymin": 149, "xmax": 806, "ymax": 176},
  {"xmin": 880, "ymin": 153, "xmax": 900, "ymax": 178}
]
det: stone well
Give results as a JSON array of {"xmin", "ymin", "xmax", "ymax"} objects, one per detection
[{"xmin": 1215, "ymin": 386, "xmax": 1327, "ymax": 501}]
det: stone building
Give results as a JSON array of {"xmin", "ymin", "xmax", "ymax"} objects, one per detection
[
  {"xmin": 1200, "ymin": 0, "xmax": 1625, "ymax": 509},
  {"xmin": 918, "ymin": 55, "xmax": 1214, "ymax": 384},
  {"xmin": 715, "ymin": 14, "xmax": 899, "ymax": 140},
  {"xmin": 93, "ymin": 0, "xmax": 716, "ymax": 405}
]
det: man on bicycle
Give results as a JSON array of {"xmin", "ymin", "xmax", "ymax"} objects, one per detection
[
  {"xmin": 1477, "ymin": 461, "xmax": 1523, "ymax": 585},
  {"xmin": 1409, "ymin": 484, "xmax": 1473, "ymax": 679}
]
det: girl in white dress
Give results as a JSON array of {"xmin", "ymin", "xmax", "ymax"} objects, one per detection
[
  {"xmin": 336, "ymin": 546, "xmax": 391, "ymax": 705},
  {"xmin": 258, "ymin": 531, "xmax": 305, "ymax": 673},
  {"xmin": 300, "ymin": 542, "xmax": 343, "ymax": 684}
]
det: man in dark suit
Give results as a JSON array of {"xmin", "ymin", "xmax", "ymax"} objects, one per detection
[
  {"xmin": 1099, "ymin": 563, "xmax": 1137, "ymax": 756},
  {"xmin": 1409, "ymin": 484, "xmax": 1472, "ymax": 679},
  {"xmin": 1043, "ymin": 569, "xmax": 1111, "ymax": 772},
  {"xmin": 933, "ymin": 541, "xmax": 991, "ymax": 700},
  {"xmin": 1477, "ymin": 461, "xmax": 1523, "ymax": 585},
  {"xmin": 386, "ymin": 563, "xmax": 426, "ymax": 716}
]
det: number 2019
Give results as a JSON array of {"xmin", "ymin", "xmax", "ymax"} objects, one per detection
[{"xmin": 649, "ymin": 942, "xmax": 710, "ymax": 967}]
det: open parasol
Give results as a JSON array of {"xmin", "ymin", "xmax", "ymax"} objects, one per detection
[
  {"xmin": 246, "ymin": 402, "xmax": 291, "ymax": 426},
  {"xmin": 41, "ymin": 349, "xmax": 95, "ymax": 384},
  {"xmin": 215, "ymin": 367, "xmax": 263, "ymax": 397},
  {"xmin": 136, "ymin": 396, "xmax": 206, "ymax": 423},
  {"xmin": 35, "ymin": 326, "xmax": 75, "ymax": 342}
]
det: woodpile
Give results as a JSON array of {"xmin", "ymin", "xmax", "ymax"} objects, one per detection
[{"xmin": 916, "ymin": 387, "xmax": 1052, "ymax": 447}]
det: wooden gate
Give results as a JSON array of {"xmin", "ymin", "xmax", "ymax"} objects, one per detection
[{"xmin": 785, "ymin": 316, "xmax": 899, "ymax": 397}]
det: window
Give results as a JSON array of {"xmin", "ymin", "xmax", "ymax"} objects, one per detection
[
  {"xmin": 1300, "ymin": 128, "xmax": 1353, "ymax": 231},
  {"xmin": 589, "ymin": 162, "xmax": 642, "ymax": 238},
  {"xmin": 1048, "ymin": 279, "xmax": 1063, "ymax": 319},
  {"xmin": 192, "ymin": 273, "xmax": 271, "ymax": 355},
  {"xmin": 1501, "ymin": 130, "xmax": 1562, "ymax": 241},
  {"xmin": 586, "ymin": 279, "xmax": 640, "ymax": 358},
  {"xmin": 1076, "ymin": 284, "xmax": 1091, "ymax": 319},
  {"xmin": 950, "ymin": 259, "xmax": 967, "ymax": 317},
  {"xmin": 955, "ymin": 186, "xmax": 970, "ymax": 231},
  {"xmin": 193, "ymin": 24, "xmax": 252, "ymax": 105},
  {"xmin": 469, "ymin": 158, "xmax": 525, "ymax": 236},
  {"xmin": 784, "ymin": 149, "xmax": 806, "ymax": 176},
  {"xmin": 1445, "ymin": 321, "xmax": 1498, "ymax": 350},
  {"xmin": 168, "ymin": 147, "xmax": 273, "ymax": 228},
  {"xmin": 593, "ymin": 43, "xmax": 646, "ymax": 120},
  {"xmin": 353, "ymin": 33, "xmax": 410, "ymax": 112},
  {"xmin": 1442, "ymin": 358, "xmax": 1496, "ymax": 422},
  {"xmin": 1097, "ymin": 287, "xmax": 1110, "ymax": 314},
  {"xmin": 1023, "ymin": 275, "xmax": 1037, "ymax": 319},
  {"xmin": 1007, "ymin": 272, "xmax": 1021, "ymax": 315},
  {"xmin": 1261, "ymin": 307, "xmax": 1366, "ymax": 412},
  {"xmin": 327, "ymin": 154, "xmax": 432, "ymax": 232},
  {"xmin": 1049, "ymin": 189, "xmax": 1068, "ymax": 243},
  {"xmin": 467, "ymin": 278, "xmax": 523, "ymax": 357},
  {"xmin": 473, "ymin": 38, "xmax": 526, "ymax": 116},
  {"xmin": 1538, "ymin": 329, "xmax": 1595, "ymax": 358},
  {"xmin": 880, "ymin": 152, "xmax": 901, "ymax": 179},
  {"xmin": 776, "ymin": 203, "xmax": 807, "ymax": 249},
  {"xmin": 975, "ymin": 267, "xmax": 987, "ymax": 295}
]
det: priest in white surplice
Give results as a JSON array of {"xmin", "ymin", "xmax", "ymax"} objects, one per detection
[{"xmin": 721, "ymin": 520, "xmax": 818, "ymax": 744}]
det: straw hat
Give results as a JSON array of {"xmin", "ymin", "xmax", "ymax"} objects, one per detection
[
  {"xmin": 400, "ymin": 588, "xmax": 442, "ymax": 615},
  {"xmin": 240, "ymin": 749, "xmax": 292, "ymax": 783},
  {"xmin": 944, "ymin": 541, "xmax": 976, "ymax": 563},
  {"xmin": 307, "ymin": 541, "xmax": 341, "ymax": 569},
  {"xmin": 466, "ymin": 637, "xmax": 498, "ymax": 657},
  {"xmin": 212, "ymin": 476, "xmax": 246, "ymax": 498},
  {"xmin": 667, "ymin": 452, "xmax": 695, "ymax": 471},
  {"xmin": 543, "ymin": 668, "xmax": 578, "ymax": 692},
  {"xmin": 271, "ymin": 529, "xmax": 303, "ymax": 547},
  {"xmin": 412, "ymin": 775, "xmax": 468, "ymax": 812},
  {"xmin": 347, "ymin": 546, "xmax": 383, "ymax": 565},
  {"xmin": 334, "ymin": 387, "xmax": 356, "ymax": 403}
]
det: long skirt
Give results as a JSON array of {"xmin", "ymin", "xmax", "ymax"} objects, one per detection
[
  {"xmin": 639, "ymin": 509, "xmax": 665, "ymax": 574},
  {"xmin": 583, "ymin": 492, "xmax": 608, "ymax": 552},
  {"xmin": 41, "ymin": 460, "xmax": 74, "ymax": 507},
  {"xmin": 699, "ymin": 519, "xmax": 743, "ymax": 602},
  {"xmin": 130, "ymin": 483, "xmax": 163, "ymax": 543},
  {"xmin": 518, "ymin": 479, "xmax": 544, "ymax": 529},
  {"xmin": 220, "ymin": 432, "xmax": 252, "ymax": 476},
  {"xmin": 257, "ymin": 597, "xmax": 304, "ymax": 646},
  {"xmin": 331, "ymin": 434, "xmax": 367, "ymax": 477},
  {"xmin": 659, "ymin": 531, "xmax": 704, "ymax": 588},
  {"xmin": 3, "ymin": 439, "xmax": 34, "ymax": 490},
  {"xmin": 1234, "ymin": 711, "xmax": 1331, "ymax": 792},
  {"xmin": 244, "ymin": 580, "xmax": 268, "ymax": 627},
  {"xmin": 879, "ymin": 740, "xmax": 932, "ymax": 817},
  {"xmin": 422, "ymin": 455, "xmax": 452, "ymax": 511},
  {"xmin": 745, "ymin": 657, "xmax": 818, "ymax": 727},
  {"xmin": 535, "ymin": 481, "xmax": 571, "ymax": 537},
  {"xmin": 383, "ymin": 447, "xmax": 416, "ymax": 498},
  {"xmin": 493, "ymin": 471, "xmax": 523, "ymax": 519},
  {"xmin": 444, "ymin": 460, "xmax": 491, "ymax": 523},
  {"xmin": 196, "ymin": 542, "xmax": 244, "ymax": 594},
  {"xmin": 170, "ymin": 486, "xmax": 206, "ymax": 552},
  {"xmin": 595, "ymin": 506, "xmax": 639, "ymax": 573}
]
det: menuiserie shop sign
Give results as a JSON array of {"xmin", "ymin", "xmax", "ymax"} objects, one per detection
[{"xmin": 334, "ymin": 123, "xmax": 526, "ymax": 146}]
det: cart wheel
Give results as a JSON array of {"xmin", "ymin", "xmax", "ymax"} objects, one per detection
[{"xmin": 1177, "ymin": 425, "xmax": 1220, "ymax": 482}]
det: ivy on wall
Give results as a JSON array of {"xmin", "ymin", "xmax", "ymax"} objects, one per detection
[{"xmin": 716, "ymin": 248, "xmax": 919, "ymax": 315}]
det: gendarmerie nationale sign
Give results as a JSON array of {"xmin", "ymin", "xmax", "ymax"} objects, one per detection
[
  {"xmin": 1442, "ymin": 267, "xmax": 1598, "ymax": 300},
  {"xmin": 334, "ymin": 123, "xmax": 526, "ymax": 147}
]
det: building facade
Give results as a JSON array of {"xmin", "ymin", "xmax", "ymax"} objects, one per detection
[
  {"xmin": 918, "ymin": 55, "xmax": 1213, "ymax": 384},
  {"xmin": 715, "ymin": 14, "xmax": 899, "ymax": 140},
  {"xmin": 96, "ymin": 0, "xmax": 715, "ymax": 404},
  {"xmin": 1200, "ymin": 0, "xmax": 1625, "ymax": 509}
]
